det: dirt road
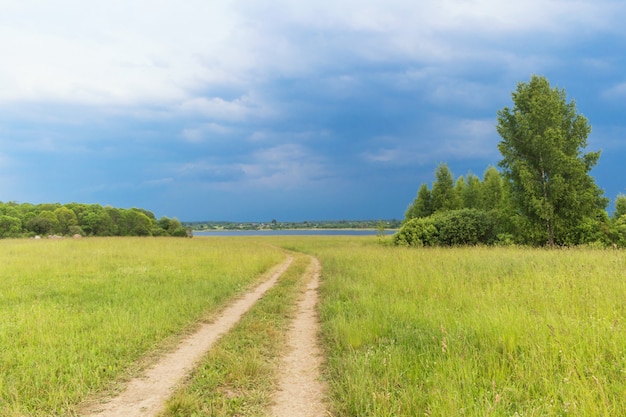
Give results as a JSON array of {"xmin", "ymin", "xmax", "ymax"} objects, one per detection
[
  {"xmin": 81, "ymin": 253, "xmax": 327, "ymax": 417},
  {"xmin": 269, "ymin": 256, "xmax": 327, "ymax": 417},
  {"xmin": 82, "ymin": 257, "xmax": 293, "ymax": 417}
]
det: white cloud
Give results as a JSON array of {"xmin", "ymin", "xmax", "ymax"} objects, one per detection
[
  {"xmin": 181, "ymin": 123, "xmax": 233, "ymax": 144},
  {"xmin": 177, "ymin": 95, "xmax": 271, "ymax": 121},
  {"xmin": 1, "ymin": 0, "xmax": 620, "ymax": 109},
  {"xmin": 239, "ymin": 0, "xmax": 623, "ymax": 66},
  {"xmin": 442, "ymin": 118, "xmax": 500, "ymax": 159},
  {"xmin": 243, "ymin": 144, "xmax": 332, "ymax": 189},
  {"xmin": 0, "ymin": 25, "xmax": 184, "ymax": 105},
  {"xmin": 362, "ymin": 148, "xmax": 402, "ymax": 163},
  {"xmin": 360, "ymin": 117, "xmax": 500, "ymax": 166},
  {"xmin": 249, "ymin": 131, "xmax": 270, "ymax": 142},
  {"xmin": 173, "ymin": 143, "xmax": 333, "ymax": 190},
  {"xmin": 359, "ymin": 136, "xmax": 407, "ymax": 164},
  {"xmin": 602, "ymin": 82, "xmax": 626, "ymax": 100},
  {"xmin": 0, "ymin": 1, "xmax": 248, "ymax": 105},
  {"xmin": 429, "ymin": 79, "xmax": 509, "ymax": 109}
]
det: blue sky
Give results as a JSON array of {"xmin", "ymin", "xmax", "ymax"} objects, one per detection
[{"xmin": 1, "ymin": 0, "xmax": 625, "ymax": 221}]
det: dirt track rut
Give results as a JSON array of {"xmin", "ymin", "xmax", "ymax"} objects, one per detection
[{"xmin": 269, "ymin": 256, "xmax": 327, "ymax": 417}]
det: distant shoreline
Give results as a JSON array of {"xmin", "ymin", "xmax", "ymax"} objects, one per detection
[
  {"xmin": 184, "ymin": 219, "xmax": 403, "ymax": 233},
  {"xmin": 193, "ymin": 229, "xmax": 398, "ymax": 237}
]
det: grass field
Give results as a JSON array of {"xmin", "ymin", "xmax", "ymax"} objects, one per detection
[
  {"xmin": 275, "ymin": 237, "xmax": 626, "ymax": 416},
  {"xmin": 0, "ymin": 237, "xmax": 284, "ymax": 417},
  {"xmin": 2, "ymin": 236, "xmax": 626, "ymax": 416}
]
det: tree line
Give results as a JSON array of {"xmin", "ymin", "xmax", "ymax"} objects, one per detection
[
  {"xmin": 0, "ymin": 202, "xmax": 190, "ymax": 238},
  {"xmin": 395, "ymin": 75, "xmax": 626, "ymax": 247}
]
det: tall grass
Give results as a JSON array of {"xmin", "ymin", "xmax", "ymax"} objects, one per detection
[
  {"xmin": 0, "ymin": 237, "xmax": 284, "ymax": 417},
  {"xmin": 275, "ymin": 237, "xmax": 626, "ymax": 416},
  {"xmin": 5, "ymin": 235, "xmax": 626, "ymax": 416}
]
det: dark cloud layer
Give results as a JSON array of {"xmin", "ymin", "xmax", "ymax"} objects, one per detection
[{"xmin": 0, "ymin": 1, "xmax": 625, "ymax": 220}]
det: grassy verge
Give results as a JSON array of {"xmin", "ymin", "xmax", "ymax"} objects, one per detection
[
  {"xmin": 159, "ymin": 253, "xmax": 312, "ymax": 417},
  {"xmin": 273, "ymin": 237, "xmax": 626, "ymax": 416},
  {"xmin": 0, "ymin": 237, "xmax": 284, "ymax": 417}
]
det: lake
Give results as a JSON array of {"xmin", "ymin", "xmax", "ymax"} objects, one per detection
[{"xmin": 193, "ymin": 229, "xmax": 397, "ymax": 237}]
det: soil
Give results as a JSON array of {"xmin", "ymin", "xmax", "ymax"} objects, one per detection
[
  {"xmin": 80, "ymin": 254, "xmax": 328, "ymax": 417},
  {"xmin": 269, "ymin": 256, "xmax": 327, "ymax": 417},
  {"xmin": 81, "ymin": 256, "xmax": 294, "ymax": 417}
]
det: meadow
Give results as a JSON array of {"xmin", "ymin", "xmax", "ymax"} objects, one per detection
[
  {"xmin": 0, "ymin": 237, "xmax": 284, "ymax": 416},
  {"xmin": 277, "ymin": 237, "xmax": 626, "ymax": 416},
  {"xmin": 2, "ymin": 236, "xmax": 626, "ymax": 416}
]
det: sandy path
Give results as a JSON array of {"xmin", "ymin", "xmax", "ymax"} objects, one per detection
[
  {"xmin": 270, "ymin": 256, "xmax": 327, "ymax": 417},
  {"xmin": 81, "ymin": 256, "xmax": 294, "ymax": 417}
]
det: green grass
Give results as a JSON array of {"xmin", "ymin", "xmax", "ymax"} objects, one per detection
[
  {"xmin": 0, "ymin": 237, "xmax": 284, "ymax": 417},
  {"xmin": 272, "ymin": 237, "xmax": 626, "ymax": 416},
  {"xmin": 159, "ymin": 253, "xmax": 312, "ymax": 417},
  {"xmin": 5, "ymin": 235, "xmax": 626, "ymax": 416}
]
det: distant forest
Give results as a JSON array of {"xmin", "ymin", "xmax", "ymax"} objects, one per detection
[
  {"xmin": 0, "ymin": 202, "xmax": 190, "ymax": 238},
  {"xmin": 0, "ymin": 200, "xmax": 400, "ymax": 239}
]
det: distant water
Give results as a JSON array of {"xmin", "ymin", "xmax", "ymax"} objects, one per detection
[{"xmin": 193, "ymin": 229, "xmax": 397, "ymax": 237}]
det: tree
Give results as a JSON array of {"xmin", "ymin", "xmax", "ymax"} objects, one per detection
[
  {"xmin": 376, "ymin": 220, "xmax": 386, "ymax": 242},
  {"xmin": 81, "ymin": 206, "xmax": 114, "ymax": 236},
  {"xmin": 481, "ymin": 166, "xmax": 503, "ymax": 211},
  {"xmin": 54, "ymin": 207, "xmax": 78, "ymax": 235},
  {"xmin": 496, "ymin": 75, "xmax": 608, "ymax": 245},
  {"xmin": 405, "ymin": 183, "xmax": 433, "ymax": 220},
  {"xmin": 431, "ymin": 163, "xmax": 460, "ymax": 213},
  {"xmin": 454, "ymin": 176, "xmax": 466, "ymax": 206},
  {"xmin": 614, "ymin": 194, "xmax": 626, "ymax": 220},
  {"xmin": 158, "ymin": 216, "xmax": 186, "ymax": 236},
  {"xmin": 124, "ymin": 210, "xmax": 153, "ymax": 236},
  {"xmin": 27, "ymin": 211, "xmax": 59, "ymax": 235},
  {"xmin": 462, "ymin": 173, "xmax": 482, "ymax": 209},
  {"xmin": 0, "ymin": 215, "xmax": 22, "ymax": 238}
]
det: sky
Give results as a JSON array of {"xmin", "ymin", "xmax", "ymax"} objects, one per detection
[{"xmin": 0, "ymin": 0, "xmax": 625, "ymax": 222}]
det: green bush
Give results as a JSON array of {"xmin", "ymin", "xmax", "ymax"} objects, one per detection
[
  {"xmin": 392, "ymin": 217, "xmax": 438, "ymax": 247},
  {"xmin": 394, "ymin": 209, "xmax": 496, "ymax": 246},
  {"xmin": 432, "ymin": 209, "xmax": 496, "ymax": 246}
]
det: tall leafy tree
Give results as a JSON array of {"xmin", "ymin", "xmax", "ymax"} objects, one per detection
[
  {"xmin": 431, "ymin": 163, "xmax": 460, "ymax": 212},
  {"xmin": 462, "ymin": 172, "xmax": 482, "ymax": 209},
  {"xmin": 54, "ymin": 207, "xmax": 78, "ymax": 235},
  {"xmin": 481, "ymin": 166, "xmax": 503, "ymax": 211},
  {"xmin": 0, "ymin": 215, "xmax": 22, "ymax": 238},
  {"xmin": 405, "ymin": 183, "xmax": 433, "ymax": 220},
  {"xmin": 614, "ymin": 194, "xmax": 626, "ymax": 220},
  {"xmin": 454, "ymin": 176, "xmax": 466, "ymax": 207},
  {"xmin": 27, "ymin": 211, "xmax": 59, "ymax": 235},
  {"xmin": 496, "ymin": 75, "xmax": 607, "ymax": 245}
]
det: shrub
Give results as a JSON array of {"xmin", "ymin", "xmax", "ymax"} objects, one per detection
[
  {"xmin": 392, "ymin": 217, "xmax": 438, "ymax": 247},
  {"xmin": 394, "ymin": 209, "xmax": 497, "ymax": 247},
  {"xmin": 433, "ymin": 209, "xmax": 496, "ymax": 246}
]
